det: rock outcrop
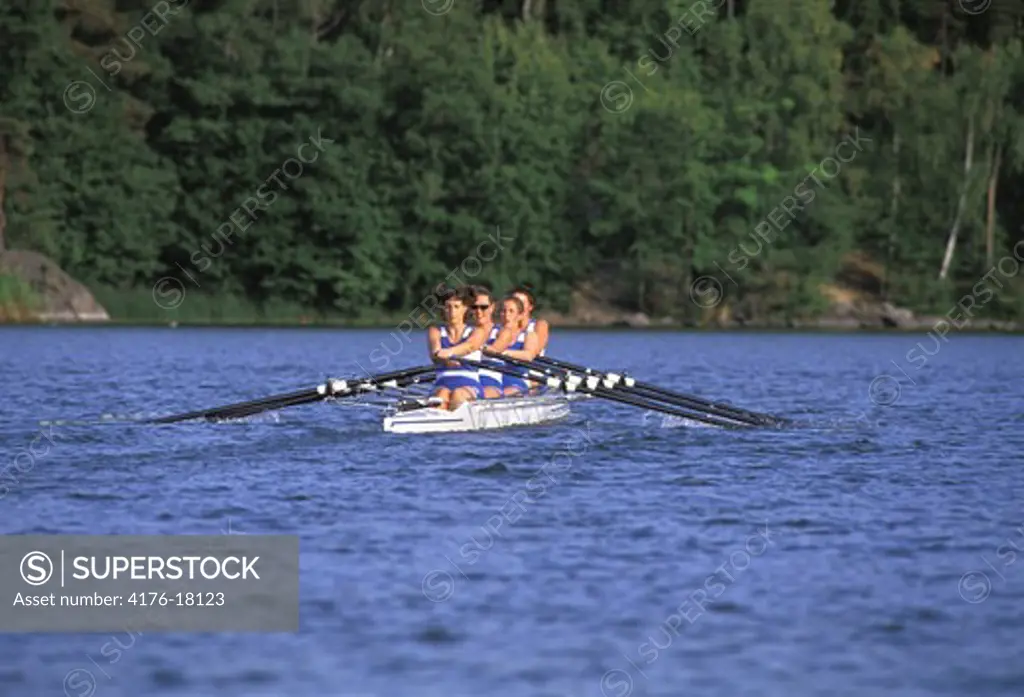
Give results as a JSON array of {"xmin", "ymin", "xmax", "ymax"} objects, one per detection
[{"xmin": 0, "ymin": 250, "xmax": 109, "ymax": 322}]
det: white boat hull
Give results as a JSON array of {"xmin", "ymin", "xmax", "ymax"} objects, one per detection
[{"xmin": 383, "ymin": 394, "xmax": 575, "ymax": 434}]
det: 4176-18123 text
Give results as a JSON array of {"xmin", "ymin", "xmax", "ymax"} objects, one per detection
[
  {"xmin": 127, "ymin": 591, "xmax": 225, "ymax": 606},
  {"xmin": 11, "ymin": 591, "xmax": 225, "ymax": 607}
]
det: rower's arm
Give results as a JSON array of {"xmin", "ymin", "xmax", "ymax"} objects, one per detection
[
  {"xmin": 535, "ymin": 318, "xmax": 550, "ymax": 351},
  {"xmin": 444, "ymin": 325, "xmax": 489, "ymax": 358},
  {"xmin": 427, "ymin": 326, "xmax": 443, "ymax": 362},
  {"xmin": 501, "ymin": 330, "xmax": 540, "ymax": 362},
  {"xmin": 485, "ymin": 324, "xmax": 517, "ymax": 354}
]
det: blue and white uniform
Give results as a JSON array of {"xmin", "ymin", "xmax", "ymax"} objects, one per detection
[
  {"xmin": 479, "ymin": 325, "xmax": 504, "ymax": 393},
  {"xmin": 526, "ymin": 318, "xmax": 546, "ymax": 357},
  {"xmin": 525, "ymin": 318, "xmax": 547, "ymax": 394},
  {"xmin": 434, "ymin": 325, "xmax": 483, "ymax": 397},
  {"xmin": 501, "ymin": 325, "xmax": 530, "ymax": 394}
]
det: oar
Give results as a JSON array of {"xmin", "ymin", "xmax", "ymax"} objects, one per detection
[
  {"xmin": 479, "ymin": 354, "xmax": 756, "ymax": 428},
  {"xmin": 147, "ymin": 365, "xmax": 435, "ymax": 424},
  {"xmin": 215, "ymin": 370, "xmax": 438, "ymax": 421},
  {"xmin": 497, "ymin": 353, "xmax": 765, "ymax": 426},
  {"xmin": 532, "ymin": 355, "xmax": 787, "ymax": 426},
  {"xmin": 217, "ymin": 369, "xmax": 437, "ymax": 420},
  {"xmin": 458, "ymin": 358, "xmax": 751, "ymax": 429},
  {"xmin": 534, "ymin": 359, "xmax": 770, "ymax": 427}
]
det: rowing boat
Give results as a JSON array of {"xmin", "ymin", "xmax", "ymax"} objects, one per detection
[{"xmin": 382, "ymin": 392, "xmax": 581, "ymax": 434}]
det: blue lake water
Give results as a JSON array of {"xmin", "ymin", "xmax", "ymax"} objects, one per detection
[{"xmin": 1, "ymin": 326, "xmax": 1022, "ymax": 697}]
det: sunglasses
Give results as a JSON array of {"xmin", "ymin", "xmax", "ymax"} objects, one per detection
[{"xmin": 471, "ymin": 304, "xmax": 491, "ymax": 310}]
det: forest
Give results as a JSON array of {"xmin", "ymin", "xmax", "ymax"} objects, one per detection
[{"xmin": 0, "ymin": 0, "xmax": 1022, "ymax": 324}]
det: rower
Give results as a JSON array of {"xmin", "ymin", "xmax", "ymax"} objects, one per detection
[
  {"xmin": 428, "ymin": 286, "xmax": 488, "ymax": 410},
  {"xmin": 470, "ymin": 287, "xmax": 504, "ymax": 399},
  {"xmin": 468, "ymin": 285, "xmax": 495, "ymax": 327},
  {"xmin": 511, "ymin": 285, "xmax": 549, "ymax": 357},
  {"xmin": 488, "ymin": 295, "xmax": 541, "ymax": 397}
]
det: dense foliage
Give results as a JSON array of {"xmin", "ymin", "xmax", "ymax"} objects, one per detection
[{"xmin": 1, "ymin": 0, "xmax": 1023, "ymax": 321}]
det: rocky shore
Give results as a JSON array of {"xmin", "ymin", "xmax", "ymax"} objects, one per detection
[
  {"xmin": 546, "ymin": 309, "xmax": 1021, "ymax": 332},
  {"xmin": 0, "ymin": 250, "xmax": 109, "ymax": 322},
  {"xmin": 540, "ymin": 281, "xmax": 1022, "ymax": 331},
  {"xmin": 543, "ymin": 307, "xmax": 1021, "ymax": 332}
]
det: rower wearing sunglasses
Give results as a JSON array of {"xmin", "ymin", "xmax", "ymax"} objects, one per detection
[{"xmin": 468, "ymin": 287, "xmax": 504, "ymax": 399}]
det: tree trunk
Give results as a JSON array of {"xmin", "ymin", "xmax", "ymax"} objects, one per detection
[
  {"xmin": 0, "ymin": 137, "xmax": 7, "ymax": 253},
  {"xmin": 883, "ymin": 130, "xmax": 900, "ymax": 300},
  {"xmin": 939, "ymin": 6, "xmax": 949, "ymax": 69},
  {"xmin": 523, "ymin": 0, "xmax": 546, "ymax": 22},
  {"xmin": 939, "ymin": 116, "xmax": 974, "ymax": 280},
  {"xmin": 985, "ymin": 144, "xmax": 1001, "ymax": 269},
  {"xmin": 726, "ymin": 0, "xmax": 734, "ymax": 19}
]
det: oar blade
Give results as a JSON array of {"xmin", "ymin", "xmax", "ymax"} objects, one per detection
[{"xmin": 146, "ymin": 387, "xmax": 323, "ymax": 424}]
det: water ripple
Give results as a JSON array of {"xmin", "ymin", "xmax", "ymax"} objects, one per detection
[{"xmin": 0, "ymin": 328, "xmax": 1022, "ymax": 697}]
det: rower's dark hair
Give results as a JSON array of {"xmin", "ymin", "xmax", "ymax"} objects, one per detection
[
  {"xmin": 433, "ymin": 284, "xmax": 456, "ymax": 303},
  {"xmin": 510, "ymin": 284, "xmax": 536, "ymax": 310},
  {"xmin": 472, "ymin": 285, "xmax": 494, "ymax": 303},
  {"xmin": 441, "ymin": 285, "xmax": 474, "ymax": 305}
]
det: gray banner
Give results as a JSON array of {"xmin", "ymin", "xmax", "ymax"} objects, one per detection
[{"xmin": 0, "ymin": 535, "xmax": 298, "ymax": 632}]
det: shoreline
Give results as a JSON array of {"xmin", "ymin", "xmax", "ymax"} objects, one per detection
[
  {"xmin": 1, "ymin": 317, "xmax": 1022, "ymax": 333},
  {"xmin": 4, "ymin": 252, "xmax": 1022, "ymax": 334}
]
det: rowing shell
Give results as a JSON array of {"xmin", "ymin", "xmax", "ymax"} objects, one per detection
[{"xmin": 382, "ymin": 393, "xmax": 582, "ymax": 434}]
